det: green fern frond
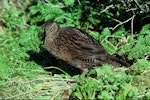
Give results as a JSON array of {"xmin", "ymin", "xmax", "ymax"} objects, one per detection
[
  {"xmin": 29, "ymin": 1, "xmax": 64, "ymax": 23},
  {"xmin": 145, "ymin": 35, "xmax": 150, "ymax": 45},
  {"xmin": 64, "ymin": 0, "xmax": 75, "ymax": 6},
  {"xmin": 128, "ymin": 35, "xmax": 150, "ymax": 60},
  {"xmin": 100, "ymin": 27, "xmax": 111, "ymax": 42},
  {"xmin": 117, "ymin": 43, "xmax": 134, "ymax": 56},
  {"xmin": 140, "ymin": 24, "xmax": 150, "ymax": 32},
  {"xmin": 89, "ymin": 31, "xmax": 100, "ymax": 40},
  {"xmin": 128, "ymin": 45, "xmax": 150, "ymax": 60},
  {"xmin": 130, "ymin": 59, "xmax": 150, "ymax": 74},
  {"xmin": 113, "ymin": 27, "xmax": 128, "ymax": 36}
]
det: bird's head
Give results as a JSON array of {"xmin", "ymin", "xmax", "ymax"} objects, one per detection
[{"xmin": 44, "ymin": 21, "xmax": 59, "ymax": 37}]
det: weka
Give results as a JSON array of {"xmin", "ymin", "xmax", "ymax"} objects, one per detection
[{"xmin": 44, "ymin": 21, "xmax": 129, "ymax": 70}]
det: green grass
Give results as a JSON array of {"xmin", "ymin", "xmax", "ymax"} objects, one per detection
[{"xmin": 0, "ymin": 0, "xmax": 150, "ymax": 99}]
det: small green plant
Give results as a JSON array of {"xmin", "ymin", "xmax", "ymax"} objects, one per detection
[{"xmin": 71, "ymin": 65, "xmax": 138, "ymax": 99}]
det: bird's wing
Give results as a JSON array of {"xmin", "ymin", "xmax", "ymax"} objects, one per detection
[{"xmin": 60, "ymin": 27, "xmax": 109, "ymax": 62}]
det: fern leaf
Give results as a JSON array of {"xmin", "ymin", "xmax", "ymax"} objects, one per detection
[
  {"xmin": 100, "ymin": 27, "xmax": 111, "ymax": 42},
  {"xmin": 64, "ymin": 0, "xmax": 75, "ymax": 6},
  {"xmin": 128, "ymin": 36, "xmax": 150, "ymax": 60}
]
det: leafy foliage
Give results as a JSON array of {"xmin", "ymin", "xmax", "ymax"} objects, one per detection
[
  {"xmin": 0, "ymin": 0, "xmax": 150, "ymax": 99},
  {"xmin": 29, "ymin": 1, "xmax": 64, "ymax": 23},
  {"xmin": 72, "ymin": 65, "xmax": 137, "ymax": 99},
  {"xmin": 128, "ymin": 24, "xmax": 150, "ymax": 60}
]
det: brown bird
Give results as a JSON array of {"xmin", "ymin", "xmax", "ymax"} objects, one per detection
[{"xmin": 44, "ymin": 21, "xmax": 129, "ymax": 71}]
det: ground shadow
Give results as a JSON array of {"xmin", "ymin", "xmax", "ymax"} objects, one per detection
[{"xmin": 27, "ymin": 48, "xmax": 82, "ymax": 76}]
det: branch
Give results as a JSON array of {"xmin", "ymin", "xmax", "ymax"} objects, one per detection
[
  {"xmin": 100, "ymin": 5, "xmax": 114, "ymax": 14},
  {"xmin": 131, "ymin": 15, "xmax": 135, "ymax": 35},
  {"xmin": 110, "ymin": 15, "xmax": 135, "ymax": 31},
  {"xmin": 134, "ymin": 0, "xmax": 143, "ymax": 10},
  {"xmin": 23, "ymin": 77, "xmax": 75, "ymax": 84},
  {"xmin": 77, "ymin": 0, "xmax": 81, "ymax": 5}
]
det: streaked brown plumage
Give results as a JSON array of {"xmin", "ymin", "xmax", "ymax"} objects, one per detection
[{"xmin": 44, "ymin": 21, "xmax": 129, "ymax": 70}]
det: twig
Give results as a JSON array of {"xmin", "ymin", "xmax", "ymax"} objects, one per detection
[
  {"xmin": 134, "ymin": 0, "xmax": 142, "ymax": 10},
  {"xmin": 141, "ymin": 70, "xmax": 150, "ymax": 76},
  {"xmin": 5, "ymin": 91, "xmax": 35, "ymax": 99},
  {"xmin": 131, "ymin": 15, "xmax": 135, "ymax": 35},
  {"xmin": 110, "ymin": 17, "xmax": 132, "ymax": 30},
  {"xmin": 77, "ymin": 0, "xmax": 81, "ymax": 5},
  {"xmin": 113, "ymin": 67, "xmax": 129, "ymax": 71},
  {"xmin": 9, "ymin": 22, "xmax": 29, "ymax": 29},
  {"xmin": 100, "ymin": 5, "xmax": 114, "ymax": 14},
  {"xmin": 110, "ymin": 15, "xmax": 135, "ymax": 31},
  {"xmin": 112, "ymin": 18, "xmax": 122, "ymax": 23},
  {"xmin": 126, "ymin": 8, "xmax": 137, "ymax": 12},
  {"xmin": 23, "ymin": 77, "xmax": 75, "ymax": 84},
  {"xmin": 119, "ymin": 0, "xmax": 127, "ymax": 8},
  {"xmin": 119, "ymin": 0, "xmax": 136, "ymax": 15},
  {"xmin": 134, "ymin": 91, "xmax": 150, "ymax": 99}
]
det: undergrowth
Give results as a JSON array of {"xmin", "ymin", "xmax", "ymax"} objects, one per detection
[{"xmin": 0, "ymin": 0, "xmax": 150, "ymax": 99}]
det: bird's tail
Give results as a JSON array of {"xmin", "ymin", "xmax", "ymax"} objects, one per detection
[{"xmin": 108, "ymin": 56, "xmax": 130, "ymax": 67}]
